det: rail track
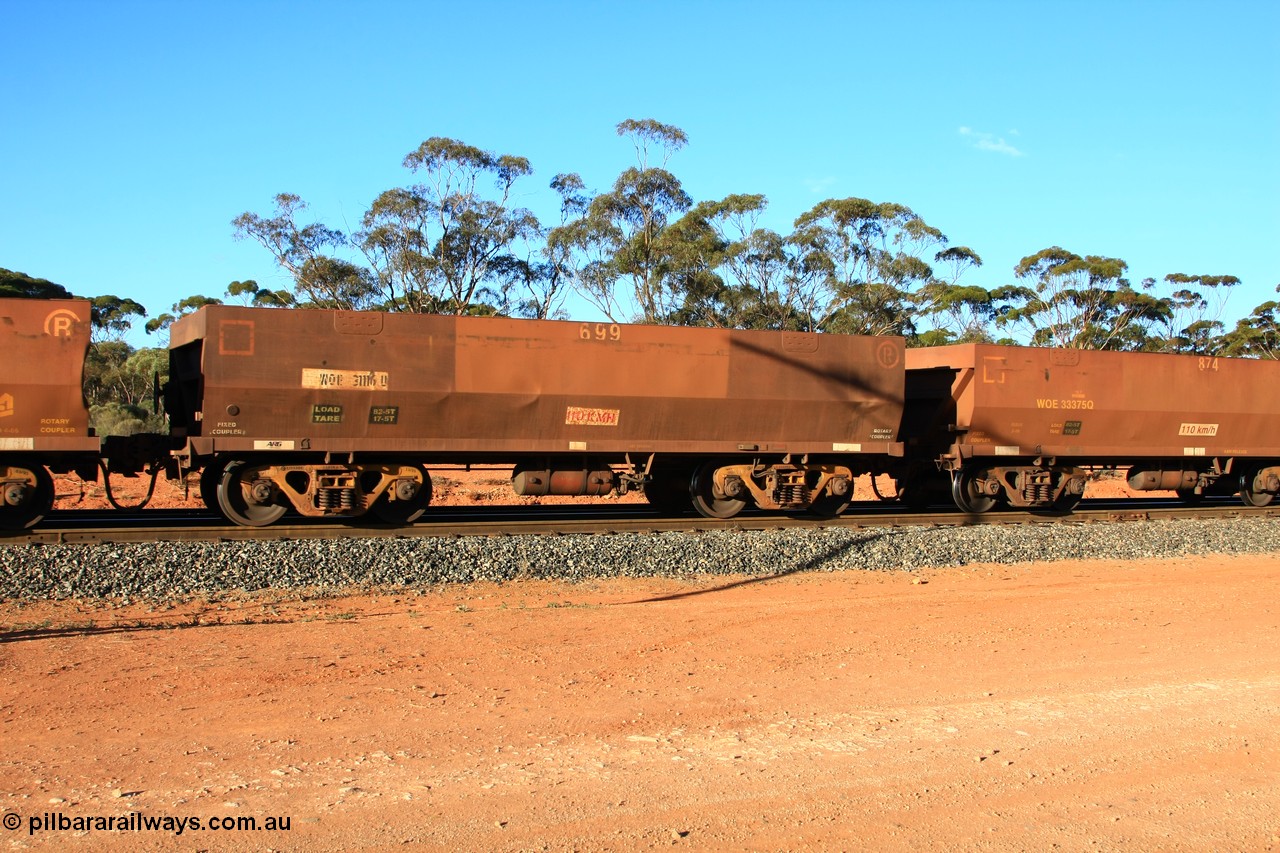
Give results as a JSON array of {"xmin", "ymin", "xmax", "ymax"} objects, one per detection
[{"xmin": 4, "ymin": 498, "xmax": 1278, "ymax": 547}]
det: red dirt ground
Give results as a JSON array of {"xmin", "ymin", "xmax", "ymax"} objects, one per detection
[
  {"xmin": 22, "ymin": 468, "xmax": 1269, "ymax": 850},
  {"xmin": 1, "ymin": 553, "xmax": 1277, "ymax": 851}
]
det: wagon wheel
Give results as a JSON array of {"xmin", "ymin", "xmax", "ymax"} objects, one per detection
[
  {"xmin": 951, "ymin": 467, "xmax": 997, "ymax": 514},
  {"xmin": 216, "ymin": 460, "xmax": 287, "ymax": 527},
  {"xmin": 1239, "ymin": 467, "xmax": 1276, "ymax": 508},
  {"xmin": 690, "ymin": 462, "xmax": 747, "ymax": 520},
  {"xmin": 0, "ymin": 465, "xmax": 54, "ymax": 530},
  {"xmin": 643, "ymin": 470, "xmax": 694, "ymax": 515},
  {"xmin": 373, "ymin": 466, "xmax": 433, "ymax": 524}
]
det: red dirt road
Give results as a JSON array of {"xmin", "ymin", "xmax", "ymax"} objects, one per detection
[{"xmin": 1, "ymin": 553, "xmax": 1278, "ymax": 851}]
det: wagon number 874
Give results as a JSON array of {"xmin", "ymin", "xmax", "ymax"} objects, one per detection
[
  {"xmin": 580, "ymin": 323, "xmax": 622, "ymax": 341},
  {"xmin": 1198, "ymin": 356, "xmax": 1219, "ymax": 372}
]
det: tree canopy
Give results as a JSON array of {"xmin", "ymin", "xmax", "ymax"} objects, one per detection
[
  {"xmin": 221, "ymin": 119, "xmax": 1262, "ymax": 356},
  {"xmin": 7, "ymin": 115, "xmax": 1273, "ymax": 439},
  {"xmin": 0, "ymin": 268, "xmax": 75, "ymax": 300}
]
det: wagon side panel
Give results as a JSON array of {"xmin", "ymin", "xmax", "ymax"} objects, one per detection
[
  {"xmin": 0, "ymin": 298, "xmax": 98, "ymax": 453},
  {"xmin": 179, "ymin": 307, "xmax": 905, "ymax": 458}
]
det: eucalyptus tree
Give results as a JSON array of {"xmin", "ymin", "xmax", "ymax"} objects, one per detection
[
  {"xmin": 664, "ymin": 194, "xmax": 814, "ymax": 330},
  {"xmin": 992, "ymin": 247, "xmax": 1170, "ymax": 350},
  {"xmin": 1150, "ymin": 273, "xmax": 1240, "ymax": 353},
  {"xmin": 225, "ymin": 279, "xmax": 296, "ymax": 308},
  {"xmin": 232, "ymin": 194, "xmax": 374, "ymax": 310},
  {"xmin": 491, "ymin": 173, "xmax": 592, "ymax": 320},
  {"xmin": 87, "ymin": 295, "xmax": 147, "ymax": 341},
  {"xmin": 82, "ymin": 339, "xmax": 169, "ymax": 434},
  {"xmin": 657, "ymin": 201, "xmax": 732, "ymax": 327},
  {"xmin": 144, "ymin": 294, "xmax": 223, "ymax": 338},
  {"xmin": 235, "ymin": 138, "xmax": 545, "ymax": 315},
  {"xmin": 357, "ymin": 137, "xmax": 541, "ymax": 314},
  {"xmin": 84, "ymin": 344, "xmax": 170, "ymax": 435},
  {"xmin": 548, "ymin": 119, "xmax": 693, "ymax": 323},
  {"xmin": 144, "ymin": 281, "xmax": 296, "ymax": 343},
  {"xmin": 0, "ymin": 268, "xmax": 74, "ymax": 299},
  {"xmin": 788, "ymin": 198, "xmax": 951, "ymax": 336},
  {"xmin": 912, "ymin": 246, "xmax": 995, "ymax": 345},
  {"xmin": 1221, "ymin": 285, "xmax": 1280, "ymax": 359}
]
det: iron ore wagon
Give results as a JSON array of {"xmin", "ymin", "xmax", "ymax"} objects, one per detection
[
  {"xmin": 166, "ymin": 306, "xmax": 907, "ymax": 525},
  {"xmin": 0, "ymin": 299, "xmax": 101, "ymax": 528},
  {"xmin": 902, "ymin": 343, "xmax": 1280, "ymax": 512}
]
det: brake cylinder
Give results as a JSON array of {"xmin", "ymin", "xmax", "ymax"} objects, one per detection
[
  {"xmin": 512, "ymin": 465, "xmax": 617, "ymax": 496},
  {"xmin": 1126, "ymin": 468, "xmax": 1198, "ymax": 491}
]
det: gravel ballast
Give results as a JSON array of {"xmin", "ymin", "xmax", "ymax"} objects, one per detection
[{"xmin": 2, "ymin": 518, "xmax": 1279, "ymax": 601}]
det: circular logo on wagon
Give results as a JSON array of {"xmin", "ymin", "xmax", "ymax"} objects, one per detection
[
  {"xmin": 876, "ymin": 341, "xmax": 901, "ymax": 369},
  {"xmin": 44, "ymin": 308, "xmax": 81, "ymax": 337}
]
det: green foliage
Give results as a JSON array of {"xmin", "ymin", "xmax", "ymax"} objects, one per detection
[
  {"xmin": 913, "ymin": 247, "xmax": 995, "ymax": 344},
  {"xmin": 0, "ymin": 268, "xmax": 75, "ymax": 299},
  {"xmin": 547, "ymin": 119, "xmax": 694, "ymax": 323},
  {"xmin": 88, "ymin": 295, "xmax": 147, "ymax": 341},
  {"xmin": 993, "ymin": 247, "xmax": 1171, "ymax": 350},
  {"xmin": 84, "ymin": 341, "xmax": 166, "ymax": 417},
  {"xmin": 90, "ymin": 402, "xmax": 165, "ymax": 437},
  {"xmin": 1150, "ymin": 273, "xmax": 1240, "ymax": 354},
  {"xmin": 663, "ymin": 195, "xmax": 812, "ymax": 330},
  {"xmin": 145, "ymin": 293, "xmax": 223, "ymax": 337},
  {"xmin": 226, "ymin": 279, "xmax": 295, "ymax": 308},
  {"xmin": 790, "ymin": 198, "xmax": 950, "ymax": 336},
  {"xmin": 220, "ymin": 120, "xmax": 1247, "ymax": 357},
  {"xmin": 360, "ymin": 138, "xmax": 540, "ymax": 315},
  {"xmin": 615, "ymin": 119, "xmax": 688, "ymax": 168},
  {"xmin": 145, "ymin": 281, "xmax": 297, "ymax": 342},
  {"xmin": 232, "ymin": 194, "xmax": 370, "ymax": 309},
  {"xmin": 1221, "ymin": 285, "xmax": 1280, "ymax": 359},
  {"xmin": 234, "ymin": 139, "xmax": 542, "ymax": 316},
  {"xmin": 991, "ymin": 253, "xmax": 1242, "ymax": 353}
]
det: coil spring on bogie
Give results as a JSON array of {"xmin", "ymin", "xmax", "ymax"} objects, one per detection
[
  {"xmin": 317, "ymin": 488, "xmax": 356, "ymax": 510},
  {"xmin": 773, "ymin": 484, "xmax": 811, "ymax": 507},
  {"xmin": 1022, "ymin": 483, "xmax": 1054, "ymax": 504}
]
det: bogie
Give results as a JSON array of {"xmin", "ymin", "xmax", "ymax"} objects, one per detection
[{"xmin": 204, "ymin": 459, "xmax": 433, "ymax": 527}]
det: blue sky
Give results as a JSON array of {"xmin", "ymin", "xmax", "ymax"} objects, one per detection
[{"xmin": 3, "ymin": 0, "xmax": 1277, "ymax": 346}]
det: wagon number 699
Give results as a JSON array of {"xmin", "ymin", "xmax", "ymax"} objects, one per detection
[{"xmin": 580, "ymin": 323, "xmax": 622, "ymax": 342}]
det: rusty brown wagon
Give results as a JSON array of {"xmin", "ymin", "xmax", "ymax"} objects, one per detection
[
  {"xmin": 903, "ymin": 344, "xmax": 1280, "ymax": 512},
  {"xmin": 0, "ymin": 299, "xmax": 101, "ymax": 528},
  {"xmin": 166, "ymin": 307, "xmax": 906, "ymax": 526}
]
